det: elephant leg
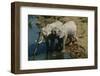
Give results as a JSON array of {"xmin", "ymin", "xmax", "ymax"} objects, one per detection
[
  {"xmin": 73, "ymin": 32, "xmax": 78, "ymax": 43},
  {"xmin": 62, "ymin": 35, "xmax": 67, "ymax": 53}
]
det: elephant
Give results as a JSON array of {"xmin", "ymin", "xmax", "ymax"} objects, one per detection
[{"xmin": 38, "ymin": 20, "xmax": 77, "ymax": 53}]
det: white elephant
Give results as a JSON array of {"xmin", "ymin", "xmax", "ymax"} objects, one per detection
[{"xmin": 38, "ymin": 20, "xmax": 77, "ymax": 53}]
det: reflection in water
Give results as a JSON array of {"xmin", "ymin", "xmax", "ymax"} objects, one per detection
[{"xmin": 28, "ymin": 42, "xmax": 71, "ymax": 60}]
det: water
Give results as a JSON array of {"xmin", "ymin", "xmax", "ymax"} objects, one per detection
[{"xmin": 28, "ymin": 42, "xmax": 71, "ymax": 60}]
